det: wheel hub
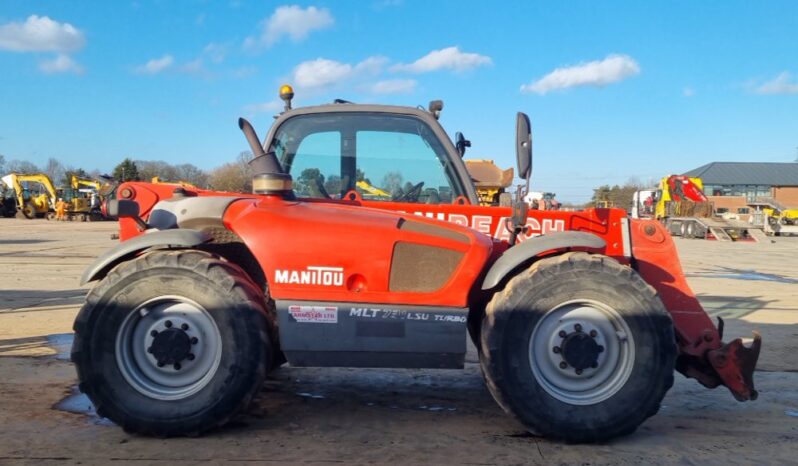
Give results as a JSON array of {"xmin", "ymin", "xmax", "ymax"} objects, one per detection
[
  {"xmin": 529, "ymin": 300, "xmax": 635, "ymax": 405},
  {"xmin": 115, "ymin": 297, "xmax": 221, "ymax": 400},
  {"xmin": 150, "ymin": 328, "xmax": 192, "ymax": 366},
  {"xmin": 560, "ymin": 331, "xmax": 602, "ymax": 371}
]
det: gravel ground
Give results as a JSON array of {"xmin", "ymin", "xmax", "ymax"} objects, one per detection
[{"xmin": 0, "ymin": 218, "xmax": 796, "ymax": 465}]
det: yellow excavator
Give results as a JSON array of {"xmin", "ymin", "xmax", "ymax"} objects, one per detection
[
  {"xmin": 464, "ymin": 159, "xmax": 514, "ymax": 206},
  {"xmin": 2, "ymin": 173, "xmax": 106, "ymax": 221},
  {"xmin": 71, "ymin": 175, "xmax": 101, "ymax": 192},
  {"xmin": 356, "ymin": 180, "xmax": 392, "ymax": 199},
  {"xmin": 1, "ymin": 173, "xmax": 57, "ymax": 219},
  {"xmin": 65, "ymin": 174, "xmax": 115, "ymax": 221}
]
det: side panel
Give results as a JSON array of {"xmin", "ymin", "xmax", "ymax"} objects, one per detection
[
  {"xmin": 357, "ymin": 198, "xmax": 627, "ymax": 258},
  {"xmin": 225, "ymin": 197, "xmax": 493, "ymax": 307},
  {"xmin": 276, "ymin": 300, "xmax": 467, "ymax": 368}
]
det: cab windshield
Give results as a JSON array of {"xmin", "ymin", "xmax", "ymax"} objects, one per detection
[{"xmin": 270, "ymin": 112, "xmax": 463, "ymax": 204}]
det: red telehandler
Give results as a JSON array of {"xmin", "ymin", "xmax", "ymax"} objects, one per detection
[{"xmin": 73, "ymin": 87, "xmax": 760, "ymax": 442}]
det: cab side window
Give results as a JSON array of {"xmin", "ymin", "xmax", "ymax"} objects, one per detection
[
  {"xmin": 288, "ymin": 131, "xmax": 342, "ymax": 198},
  {"xmin": 273, "ymin": 113, "xmax": 460, "ymax": 203},
  {"xmin": 356, "ymin": 130, "xmax": 453, "ymax": 203}
]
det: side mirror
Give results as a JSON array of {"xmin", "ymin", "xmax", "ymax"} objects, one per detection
[
  {"xmin": 106, "ymin": 199, "xmax": 147, "ymax": 230},
  {"xmin": 515, "ymin": 112, "xmax": 532, "ymax": 180},
  {"xmin": 455, "ymin": 132, "xmax": 471, "ymax": 157},
  {"xmin": 106, "ymin": 199, "xmax": 139, "ymax": 219}
]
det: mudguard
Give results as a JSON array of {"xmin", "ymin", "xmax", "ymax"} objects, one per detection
[
  {"xmin": 80, "ymin": 229, "xmax": 212, "ymax": 285},
  {"xmin": 481, "ymin": 231, "xmax": 606, "ymax": 290}
]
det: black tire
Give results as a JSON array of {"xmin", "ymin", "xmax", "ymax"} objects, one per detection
[
  {"xmin": 72, "ymin": 250, "xmax": 274, "ymax": 436},
  {"xmin": 22, "ymin": 203, "xmax": 36, "ymax": 219},
  {"xmin": 685, "ymin": 222, "xmax": 695, "ymax": 238},
  {"xmin": 480, "ymin": 252, "xmax": 676, "ymax": 443}
]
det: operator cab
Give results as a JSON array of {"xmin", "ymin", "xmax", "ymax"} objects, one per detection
[
  {"xmin": 268, "ymin": 110, "xmax": 470, "ymax": 204},
  {"xmin": 260, "ymin": 100, "xmax": 481, "ymax": 206}
]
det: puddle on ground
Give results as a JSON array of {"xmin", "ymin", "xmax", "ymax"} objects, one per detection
[
  {"xmin": 46, "ymin": 333, "xmax": 73, "ymax": 361},
  {"xmin": 53, "ymin": 385, "xmax": 114, "ymax": 426},
  {"xmin": 48, "ymin": 334, "xmax": 113, "ymax": 425},
  {"xmin": 686, "ymin": 271, "xmax": 798, "ymax": 284}
]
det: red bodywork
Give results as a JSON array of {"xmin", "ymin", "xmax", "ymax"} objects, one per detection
[
  {"xmin": 667, "ymin": 175, "xmax": 709, "ymax": 202},
  {"xmin": 112, "ymin": 181, "xmax": 759, "ymax": 401}
]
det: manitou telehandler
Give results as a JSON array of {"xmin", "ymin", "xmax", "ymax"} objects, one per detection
[{"xmin": 73, "ymin": 86, "xmax": 760, "ymax": 442}]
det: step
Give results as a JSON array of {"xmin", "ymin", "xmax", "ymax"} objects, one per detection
[
  {"xmin": 709, "ymin": 227, "xmax": 732, "ymax": 241},
  {"xmin": 747, "ymin": 228, "xmax": 769, "ymax": 243}
]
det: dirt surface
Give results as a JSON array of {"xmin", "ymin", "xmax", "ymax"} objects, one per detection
[{"xmin": 1, "ymin": 218, "xmax": 796, "ymax": 465}]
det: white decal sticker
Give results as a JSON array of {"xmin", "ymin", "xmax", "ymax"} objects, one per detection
[
  {"xmin": 288, "ymin": 305, "xmax": 338, "ymax": 323},
  {"xmin": 472, "ymin": 215, "xmax": 492, "ymax": 234},
  {"xmin": 349, "ymin": 307, "xmax": 466, "ymax": 323},
  {"xmin": 275, "ymin": 266, "xmax": 344, "ymax": 286}
]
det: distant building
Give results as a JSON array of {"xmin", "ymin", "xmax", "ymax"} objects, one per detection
[{"xmin": 684, "ymin": 162, "xmax": 798, "ymax": 209}]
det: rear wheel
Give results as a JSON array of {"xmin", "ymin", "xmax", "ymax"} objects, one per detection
[
  {"xmin": 72, "ymin": 250, "xmax": 273, "ymax": 436},
  {"xmin": 22, "ymin": 203, "xmax": 36, "ymax": 219},
  {"xmin": 480, "ymin": 252, "xmax": 676, "ymax": 442}
]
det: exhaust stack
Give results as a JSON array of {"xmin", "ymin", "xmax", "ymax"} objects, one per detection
[{"xmin": 237, "ymin": 117, "xmax": 292, "ymax": 195}]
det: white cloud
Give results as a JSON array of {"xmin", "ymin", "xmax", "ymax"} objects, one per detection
[
  {"xmin": 38, "ymin": 53, "xmax": 83, "ymax": 74},
  {"xmin": 179, "ymin": 58, "xmax": 205, "ymax": 75},
  {"xmin": 135, "ymin": 55, "xmax": 174, "ymax": 74},
  {"xmin": 520, "ymin": 54, "xmax": 640, "ymax": 95},
  {"xmin": 0, "ymin": 15, "xmax": 85, "ymax": 52},
  {"xmin": 683, "ymin": 87, "xmax": 695, "ymax": 97},
  {"xmin": 243, "ymin": 100, "xmax": 284, "ymax": 115},
  {"xmin": 368, "ymin": 79, "xmax": 416, "ymax": 94},
  {"xmin": 292, "ymin": 56, "xmax": 386, "ymax": 90},
  {"xmin": 293, "ymin": 58, "xmax": 351, "ymax": 89},
  {"xmin": 244, "ymin": 5, "xmax": 333, "ymax": 49},
  {"xmin": 203, "ymin": 42, "xmax": 227, "ymax": 63},
  {"xmin": 391, "ymin": 46, "xmax": 492, "ymax": 74},
  {"xmin": 752, "ymin": 72, "xmax": 798, "ymax": 95}
]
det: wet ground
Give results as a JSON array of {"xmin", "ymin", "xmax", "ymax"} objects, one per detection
[{"xmin": 1, "ymin": 218, "xmax": 797, "ymax": 465}]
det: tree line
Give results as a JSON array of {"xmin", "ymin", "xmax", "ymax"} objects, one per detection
[
  {"xmin": 0, "ymin": 152, "xmax": 256, "ymax": 193},
  {"xmin": 588, "ymin": 178, "xmax": 647, "ymax": 210}
]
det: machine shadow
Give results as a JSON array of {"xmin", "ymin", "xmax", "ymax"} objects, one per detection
[{"xmin": 0, "ymin": 289, "xmax": 86, "ymax": 313}]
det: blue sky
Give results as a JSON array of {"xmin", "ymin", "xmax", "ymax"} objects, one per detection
[{"xmin": 1, "ymin": 1, "xmax": 796, "ymax": 202}]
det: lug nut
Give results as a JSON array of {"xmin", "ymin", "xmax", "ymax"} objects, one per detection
[
  {"xmin": 589, "ymin": 330, "xmax": 598, "ymax": 337},
  {"xmin": 174, "ymin": 363, "xmax": 182, "ymax": 370},
  {"xmin": 574, "ymin": 323, "xmax": 583, "ymax": 332},
  {"xmin": 559, "ymin": 362, "xmax": 568, "ymax": 369},
  {"xmin": 190, "ymin": 337, "xmax": 199, "ymax": 345},
  {"xmin": 575, "ymin": 369, "xmax": 583, "ymax": 375},
  {"xmin": 552, "ymin": 346, "xmax": 561, "ymax": 354},
  {"xmin": 558, "ymin": 330, "xmax": 567, "ymax": 338},
  {"xmin": 187, "ymin": 353, "xmax": 195, "ymax": 361},
  {"xmin": 165, "ymin": 320, "xmax": 173, "ymax": 328},
  {"xmin": 181, "ymin": 323, "xmax": 189, "ymax": 331},
  {"xmin": 597, "ymin": 345, "xmax": 604, "ymax": 353},
  {"xmin": 157, "ymin": 361, "xmax": 165, "ymax": 367},
  {"xmin": 150, "ymin": 330, "xmax": 158, "ymax": 337}
]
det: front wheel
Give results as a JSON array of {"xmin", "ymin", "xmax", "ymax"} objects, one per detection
[
  {"xmin": 72, "ymin": 250, "xmax": 274, "ymax": 436},
  {"xmin": 480, "ymin": 252, "xmax": 676, "ymax": 442}
]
